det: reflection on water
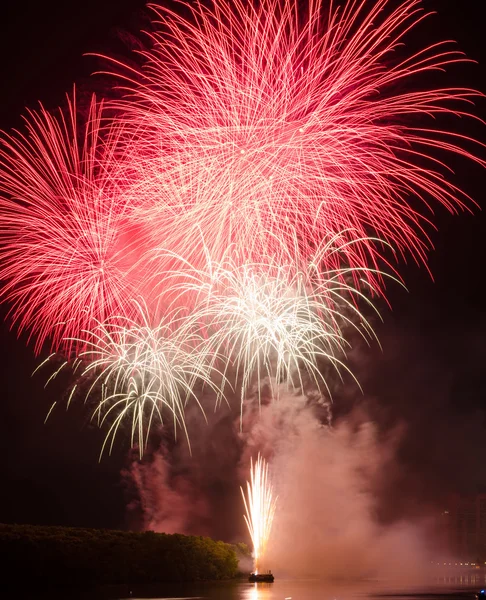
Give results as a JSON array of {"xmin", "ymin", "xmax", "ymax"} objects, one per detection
[
  {"xmin": 239, "ymin": 580, "xmax": 361, "ymax": 600},
  {"xmin": 38, "ymin": 574, "xmax": 485, "ymax": 600},
  {"xmin": 110, "ymin": 575, "xmax": 486, "ymax": 600},
  {"xmin": 436, "ymin": 574, "xmax": 486, "ymax": 587},
  {"xmin": 122, "ymin": 580, "xmax": 370, "ymax": 600},
  {"xmin": 240, "ymin": 580, "xmax": 362, "ymax": 600}
]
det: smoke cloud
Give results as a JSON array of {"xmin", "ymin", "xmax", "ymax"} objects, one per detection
[
  {"xmin": 127, "ymin": 387, "xmax": 439, "ymax": 583},
  {"xmin": 258, "ymin": 396, "xmax": 434, "ymax": 582}
]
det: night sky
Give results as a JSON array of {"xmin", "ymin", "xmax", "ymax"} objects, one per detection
[{"xmin": 0, "ymin": 0, "xmax": 485, "ymax": 534}]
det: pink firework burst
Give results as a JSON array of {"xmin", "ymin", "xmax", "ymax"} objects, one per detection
[
  {"xmin": 108, "ymin": 0, "xmax": 483, "ymax": 282},
  {"xmin": 0, "ymin": 94, "xmax": 151, "ymax": 354}
]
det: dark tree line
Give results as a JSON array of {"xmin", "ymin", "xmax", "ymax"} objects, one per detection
[{"xmin": 0, "ymin": 523, "xmax": 239, "ymax": 588}]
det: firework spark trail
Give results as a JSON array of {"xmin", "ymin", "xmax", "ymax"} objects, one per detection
[
  {"xmin": 157, "ymin": 237, "xmax": 390, "ymax": 409},
  {"xmin": 241, "ymin": 454, "xmax": 278, "ymax": 573},
  {"xmin": 39, "ymin": 239, "xmax": 388, "ymax": 450},
  {"xmin": 108, "ymin": 0, "xmax": 483, "ymax": 282},
  {"xmin": 0, "ymin": 0, "xmax": 482, "ymax": 451},
  {"xmin": 39, "ymin": 300, "xmax": 225, "ymax": 457},
  {"xmin": 0, "ymin": 94, "xmax": 152, "ymax": 354}
]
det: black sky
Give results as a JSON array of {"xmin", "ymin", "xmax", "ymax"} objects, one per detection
[{"xmin": 0, "ymin": 0, "xmax": 485, "ymax": 533}]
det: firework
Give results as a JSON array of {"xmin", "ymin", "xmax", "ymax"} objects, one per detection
[
  {"xmin": 0, "ymin": 94, "xmax": 150, "ymax": 354},
  {"xmin": 0, "ymin": 0, "xmax": 482, "ymax": 453},
  {"xmin": 159, "ymin": 236, "xmax": 388, "ymax": 412},
  {"xmin": 109, "ymin": 0, "xmax": 482, "ymax": 279},
  {"xmin": 38, "ymin": 236, "xmax": 387, "ymax": 448},
  {"xmin": 241, "ymin": 454, "xmax": 278, "ymax": 573},
  {"xmin": 39, "ymin": 300, "xmax": 225, "ymax": 457}
]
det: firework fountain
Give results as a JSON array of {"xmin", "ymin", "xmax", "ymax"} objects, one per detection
[
  {"xmin": 241, "ymin": 454, "xmax": 278, "ymax": 576},
  {"xmin": 0, "ymin": 0, "xmax": 483, "ymax": 575}
]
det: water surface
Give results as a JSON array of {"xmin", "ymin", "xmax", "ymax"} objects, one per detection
[
  {"xmin": 108, "ymin": 575, "xmax": 486, "ymax": 600},
  {"xmin": 35, "ymin": 573, "xmax": 486, "ymax": 600}
]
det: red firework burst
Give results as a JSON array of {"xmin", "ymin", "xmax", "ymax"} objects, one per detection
[
  {"xmin": 108, "ymin": 0, "xmax": 483, "ymax": 280},
  {"xmin": 0, "ymin": 94, "xmax": 151, "ymax": 354},
  {"xmin": 0, "ymin": 0, "xmax": 482, "ymax": 373}
]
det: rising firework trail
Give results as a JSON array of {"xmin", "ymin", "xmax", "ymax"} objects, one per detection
[{"xmin": 241, "ymin": 454, "xmax": 278, "ymax": 574}]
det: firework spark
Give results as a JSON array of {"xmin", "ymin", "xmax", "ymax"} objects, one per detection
[
  {"xmin": 38, "ymin": 237, "xmax": 388, "ymax": 448},
  {"xmin": 39, "ymin": 301, "xmax": 225, "ymax": 457},
  {"xmin": 106, "ymin": 0, "xmax": 483, "ymax": 284},
  {"xmin": 159, "ymin": 236, "xmax": 388, "ymax": 411},
  {"xmin": 241, "ymin": 454, "xmax": 278, "ymax": 573},
  {"xmin": 0, "ymin": 94, "xmax": 150, "ymax": 354},
  {"xmin": 0, "ymin": 0, "xmax": 482, "ymax": 453}
]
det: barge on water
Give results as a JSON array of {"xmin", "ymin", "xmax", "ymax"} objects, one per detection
[{"xmin": 248, "ymin": 571, "xmax": 274, "ymax": 583}]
